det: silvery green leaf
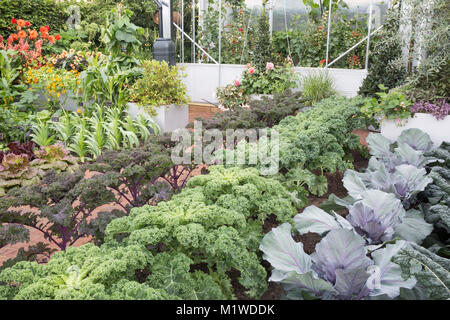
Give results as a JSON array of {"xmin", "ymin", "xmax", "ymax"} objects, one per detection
[
  {"xmin": 334, "ymin": 268, "xmax": 371, "ymax": 300},
  {"xmin": 366, "ymin": 133, "xmax": 393, "ymax": 160},
  {"xmin": 260, "ymin": 223, "xmax": 312, "ymax": 274},
  {"xmin": 397, "ymin": 128, "xmax": 434, "ymax": 153},
  {"xmin": 370, "ymin": 240, "xmax": 417, "ymax": 298},
  {"xmin": 294, "ymin": 206, "xmax": 353, "ymax": 235},
  {"xmin": 343, "ymin": 170, "xmax": 367, "ymax": 200},
  {"xmin": 394, "ymin": 209, "xmax": 433, "ymax": 244},
  {"xmin": 275, "ymin": 270, "xmax": 336, "ymax": 299}
]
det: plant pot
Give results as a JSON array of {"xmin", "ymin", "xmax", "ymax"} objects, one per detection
[
  {"xmin": 127, "ymin": 102, "xmax": 189, "ymax": 133},
  {"xmin": 380, "ymin": 113, "xmax": 450, "ymax": 147}
]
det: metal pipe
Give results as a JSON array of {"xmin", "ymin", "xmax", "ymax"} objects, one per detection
[
  {"xmin": 365, "ymin": 0, "xmax": 373, "ymax": 69},
  {"xmin": 192, "ymin": 0, "xmax": 196, "ymax": 63},
  {"xmin": 173, "ymin": 22, "xmax": 219, "ymax": 64},
  {"xmin": 325, "ymin": 0, "xmax": 332, "ymax": 68},
  {"xmin": 181, "ymin": 0, "xmax": 184, "ymax": 63},
  {"xmin": 328, "ymin": 25, "xmax": 383, "ymax": 67},
  {"xmin": 218, "ymin": 0, "xmax": 222, "ymax": 87}
]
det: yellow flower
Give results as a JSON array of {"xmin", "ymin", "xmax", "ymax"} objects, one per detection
[{"xmin": 76, "ymin": 108, "xmax": 82, "ymax": 114}]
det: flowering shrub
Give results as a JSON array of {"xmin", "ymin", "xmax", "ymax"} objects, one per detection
[
  {"xmin": 410, "ymin": 99, "xmax": 450, "ymax": 120},
  {"xmin": 239, "ymin": 59, "xmax": 298, "ymax": 95},
  {"xmin": 361, "ymin": 84, "xmax": 412, "ymax": 124},
  {"xmin": 25, "ymin": 64, "xmax": 80, "ymax": 99},
  {"xmin": 0, "ymin": 18, "xmax": 60, "ymax": 68},
  {"xmin": 216, "ymin": 82, "xmax": 249, "ymax": 111}
]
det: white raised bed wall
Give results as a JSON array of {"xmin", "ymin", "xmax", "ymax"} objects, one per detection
[
  {"xmin": 381, "ymin": 113, "xmax": 450, "ymax": 147},
  {"xmin": 179, "ymin": 63, "xmax": 368, "ymax": 103}
]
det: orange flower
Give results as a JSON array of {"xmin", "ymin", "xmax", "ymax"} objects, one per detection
[
  {"xmin": 18, "ymin": 30, "xmax": 27, "ymax": 38},
  {"xmin": 48, "ymin": 35, "xmax": 55, "ymax": 44},
  {"xmin": 40, "ymin": 26, "xmax": 48, "ymax": 34},
  {"xmin": 55, "ymin": 34, "xmax": 61, "ymax": 41},
  {"xmin": 41, "ymin": 32, "xmax": 48, "ymax": 39},
  {"xmin": 11, "ymin": 33, "xmax": 19, "ymax": 41},
  {"xmin": 29, "ymin": 30, "xmax": 38, "ymax": 40},
  {"xmin": 17, "ymin": 19, "xmax": 26, "ymax": 27}
]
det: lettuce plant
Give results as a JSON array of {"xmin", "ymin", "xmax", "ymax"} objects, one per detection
[{"xmin": 260, "ymin": 224, "xmax": 417, "ymax": 300}]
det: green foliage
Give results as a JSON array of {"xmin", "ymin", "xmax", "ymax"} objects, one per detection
[
  {"xmin": 249, "ymin": 7, "xmax": 273, "ymax": 70},
  {"xmin": 190, "ymin": 90, "xmax": 305, "ymax": 132},
  {"xmin": 359, "ymin": 5, "xmax": 407, "ymax": 96},
  {"xmin": 405, "ymin": 0, "xmax": 449, "ymax": 101},
  {"xmin": 100, "ymin": 5, "xmax": 144, "ymax": 69},
  {"xmin": 276, "ymin": 96, "xmax": 365, "ymax": 196},
  {"xmin": 273, "ymin": 8, "xmax": 367, "ymax": 69},
  {"xmin": 361, "ymin": 84, "xmax": 412, "ymax": 123},
  {"xmin": 394, "ymin": 242, "xmax": 450, "ymax": 300},
  {"xmin": 0, "ymin": 241, "xmax": 232, "ymax": 300},
  {"xmin": 128, "ymin": 60, "xmax": 189, "ymax": 108},
  {"xmin": 300, "ymin": 70, "xmax": 336, "ymax": 105},
  {"xmin": 105, "ymin": 166, "xmax": 301, "ymax": 298},
  {"xmin": 0, "ymin": 166, "xmax": 301, "ymax": 299}
]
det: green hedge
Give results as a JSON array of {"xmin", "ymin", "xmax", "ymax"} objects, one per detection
[{"xmin": 0, "ymin": 0, "xmax": 68, "ymax": 38}]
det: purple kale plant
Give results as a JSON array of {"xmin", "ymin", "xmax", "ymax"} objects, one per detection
[{"xmin": 410, "ymin": 99, "xmax": 450, "ymax": 120}]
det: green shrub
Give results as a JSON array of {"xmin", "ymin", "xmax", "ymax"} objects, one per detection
[
  {"xmin": 128, "ymin": 60, "xmax": 189, "ymax": 109},
  {"xmin": 358, "ymin": 5, "xmax": 407, "ymax": 96}
]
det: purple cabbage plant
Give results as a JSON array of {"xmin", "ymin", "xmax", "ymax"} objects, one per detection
[
  {"xmin": 296, "ymin": 190, "xmax": 433, "ymax": 245},
  {"xmin": 260, "ymin": 224, "xmax": 417, "ymax": 300}
]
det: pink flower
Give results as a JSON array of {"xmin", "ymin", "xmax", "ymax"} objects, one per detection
[
  {"xmin": 266, "ymin": 62, "xmax": 274, "ymax": 70},
  {"xmin": 397, "ymin": 118, "xmax": 401, "ymax": 123},
  {"xmin": 234, "ymin": 80, "xmax": 240, "ymax": 87},
  {"xmin": 248, "ymin": 67, "xmax": 255, "ymax": 74}
]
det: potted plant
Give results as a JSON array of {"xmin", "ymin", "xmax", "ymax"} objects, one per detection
[
  {"xmin": 362, "ymin": 85, "xmax": 450, "ymax": 146},
  {"xmin": 127, "ymin": 60, "xmax": 190, "ymax": 132}
]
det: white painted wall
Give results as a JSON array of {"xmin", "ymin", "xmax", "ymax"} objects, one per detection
[{"xmin": 179, "ymin": 63, "xmax": 368, "ymax": 103}]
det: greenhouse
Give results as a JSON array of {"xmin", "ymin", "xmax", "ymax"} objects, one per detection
[{"xmin": 0, "ymin": 0, "xmax": 449, "ymax": 306}]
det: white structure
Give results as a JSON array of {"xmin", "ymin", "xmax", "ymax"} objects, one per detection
[
  {"xmin": 180, "ymin": 63, "xmax": 368, "ymax": 103},
  {"xmin": 381, "ymin": 114, "xmax": 450, "ymax": 147}
]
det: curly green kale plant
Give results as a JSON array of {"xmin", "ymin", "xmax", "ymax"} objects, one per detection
[
  {"xmin": 0, "ymin": 242, "xmax": 229, "ymax": 300},
  {"xmin": 105, "ymin": 166, "xmax": 302, "ymax": 299},
  {"xmin": 222, "ymin": 96, "xmax": 365, "ymax": 197}
]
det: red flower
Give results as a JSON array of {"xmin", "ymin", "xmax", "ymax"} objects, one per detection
[
  {"xmin": 18, "ymin": 30, "xmax": 27, "ymax": 38},
  {"xmin": 45, "ymin": 26, "xmax": 50, "ymax": 32},
  {"xmin": 11, "ymin": 18, "xmax": 17, "ymax": 24},
  {"xmin": 55, "ymin": 34, "xmax": 61, "ymax": 41},
  {"xmin": 29, "ymin": 30, "xmax": 38, "ymax": 40},
  {"xmin": 40, "ymin": 26, "xmax": 48, "ymax": 34},
  {"xmin": 17, "ymin": 19, "xmax": 26, "ymax": 27},
  {"xmin": 25, "ymin": 21, "xmax": 31, "ymax": 27}
]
